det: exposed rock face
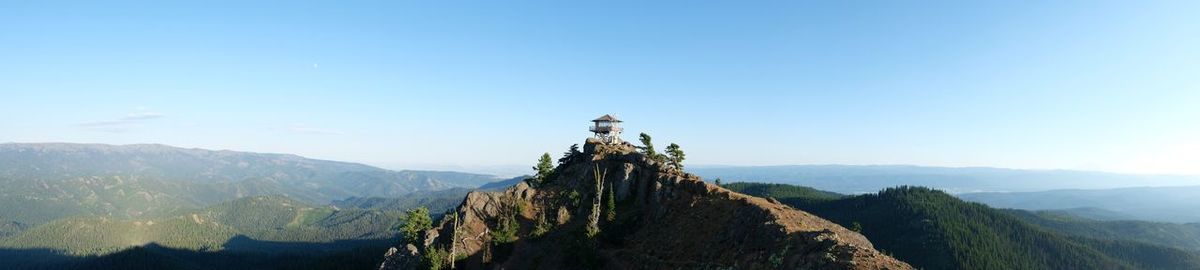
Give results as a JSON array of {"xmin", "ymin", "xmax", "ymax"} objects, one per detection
[
  {"xmin": 379, "ymin": 245, "xmax": 420, "ymax": 270},
  {"xmin": 381, "ymin": 139, "xmax": 912, "ymax": 270}
]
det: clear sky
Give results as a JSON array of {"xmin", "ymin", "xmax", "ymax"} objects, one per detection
[{"xmin": 2, "ymin": 1, "xmax": 1198, "ymax": 175}]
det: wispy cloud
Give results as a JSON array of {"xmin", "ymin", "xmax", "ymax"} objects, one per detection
[
  {"xmin": 78, "ymin": 120, "xmax": 130, "ymax": 128},
  {"xmin": 121, "ymin": 111, "xmax": 165, "ymax": 121},
  {"xmin": 77, "ymin": 108, "xmax": 165, "ymax": 132},
  {"xmin": 287, "ymin": 124, "xmax": 348, "ymax": 136}
]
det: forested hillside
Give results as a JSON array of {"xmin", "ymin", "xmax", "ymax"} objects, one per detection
[
  {"xmin": 0, "ymin": 143, "xmax": 521, "ymax": 270},
  {"xmin": 0, "ymin": 242, "xmax": 394, "ymax": 270},
  {"xmin": 1038, "ymin": 207, "xmax": 1139, "ymax": 221},
  {"xmin": 332, "ymin": 179, "xmax": 520, "ymax": 215},
  {"xmin": 0, "ymin": 143, "xmax": 501, "ymax": 224},
  {"xmin": 719, "ymin": 182, "xmax": 844, "ymax": 204},
  {"xmin": 1007, "ymin": 210, "xmax": 1200, "ymax": 251},
  {"xmin": 334, "ymin": 191, "xmax": 464, "ymax": 215},
  {"xmin": 960, "ymin": 186, "xmax": 1200, "ymax": 223},
  {"xmin": 0, "ymin": 219, "xmax": 29, "ymax": 239},
  {"xmin": 0, "ymin": 195, "xmax": 409, "ymax": 269},
  {"xmin": 726, "ymin": 183, "xmax": 1200, "ymax": 270}
]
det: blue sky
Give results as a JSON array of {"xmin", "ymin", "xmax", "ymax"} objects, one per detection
[{"xmin": 2, "ymin": 1, "xmax": 1198, "ymax": 175}]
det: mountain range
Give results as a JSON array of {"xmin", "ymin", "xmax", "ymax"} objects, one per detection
[
  {"xmin": 692, "ymin": 165, "xmax": 1200, "ymax": 194},
  {"xmin": 4, "ymin": 142, "xmax": 1200, "ymax": 269},
  {"xmin": 0, "ymin": 143, "xmax": 503, "ymax": 224},
  {"xmin": 959, "ymin": 186, "xmax": 1200, "ymax": 223},
  {"xmin": 0, "ymin": 195, "xmax": 407, "ymax": 269}
]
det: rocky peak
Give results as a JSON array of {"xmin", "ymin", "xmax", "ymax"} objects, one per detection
[{"xmin": 381, "ymin": 139, "xmax": 912, "ymax": 269}]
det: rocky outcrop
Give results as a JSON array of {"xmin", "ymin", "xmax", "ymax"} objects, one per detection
[
  {"xmin": 379, "ymin": 245, "xmax": 421, "ymax": 270},
  {"xmin": 381, "ymin": 139, "xmax": 912, "ymax": 270}
]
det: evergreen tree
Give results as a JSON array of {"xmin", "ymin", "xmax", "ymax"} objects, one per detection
[
  {"xmin": 665, "ymin": 143, "xmax": 685, "ymax": 170},
  {"xmin": 532, "ymin": 153, "xmax": 554, "ymax": 186},
  {"xmin": 402, "ymin": 207, "xmax": 433, "ymax": 245},
  {"xmin": 490, "ymin": 214, "xmax": 519, "ymax": 244},
  {"xmin": 422, "ymin": 245, "xmax": 448, "ymax": 270},
  {"xmin": 559, "ymin": 144, "xmax": 581, "ymax": 164},
  {"xmin": 714, "ymin": 178, "xmax": 722, "ymax": 186},
  {"xmin": 532, "ymin": 210, "xmax": 551, "ymax": 238},
  {"xmin": 638, "ymin": 133, "xmax": 666, "ymax": 163}
]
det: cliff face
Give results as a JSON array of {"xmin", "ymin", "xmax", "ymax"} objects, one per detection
[{"xmin": 381, "ymin": 139, "xmax": 911, "ymax": 270}]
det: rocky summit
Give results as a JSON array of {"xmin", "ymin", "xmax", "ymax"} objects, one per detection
[{"xmin": 380, "ymin": 139, "xmax": 912, "ymax": 270}]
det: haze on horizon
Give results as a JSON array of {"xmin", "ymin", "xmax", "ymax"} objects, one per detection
[{"xmin": 2, "ymin": 1, "xmax": 1198, "ymax": 175}]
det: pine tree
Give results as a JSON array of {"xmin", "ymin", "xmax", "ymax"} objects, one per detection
[
  {"xmin": 714, "ymin": 178, "xmax": 722, "ymax": 186},
  {"xmin": 666, "ymin": 143, "xmax": 685, "ymax": 170},
  {"xmin": 639, "ymin": 133, "xmax": 666, "ymax": 163},
  {"xmin": 532, "ymin": 153, "xmax": 554, "ymax": 186},
  {"xmin": 559, "ymin": 144, "xmax": 581, "ymax": 164},
  {"xmin": 402, "ymin": 207, "xmax": 432, "ymax": 245}
]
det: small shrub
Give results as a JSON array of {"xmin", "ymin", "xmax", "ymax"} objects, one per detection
[
  {"xmin": 423, "ymin": 246, "xmax": 448, "ymax": 270},
  {"xmin": 532, "ymin": 211, "xmax": 551, "ymax": 238},
  {"xmin": 768, "ymin": 244, "xmax": 790, "ymax": 268},
  {"xmin": 491, "ymin": 214, "xmax": 519, "ymax": 244},
  {"xmin": 567, "ymin": 190, "xmax": 582, "ymax": 207}
]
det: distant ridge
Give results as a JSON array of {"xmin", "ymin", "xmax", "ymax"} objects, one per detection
[
  {"xmin": 960, "ymin": 185, "xmax": 1200, "ymax": 223},
  {"xmin": 0, "ymin": 142, "xmax": 502, "ymax": 224},
  {"xmin": 691, "ymin": 164, "xmax": 1200, "ymax": 194}
]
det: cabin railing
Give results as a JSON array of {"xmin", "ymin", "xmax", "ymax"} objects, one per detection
[{"xmin": 589, "ymin": 126, "xmax": 623, "ymax": 132}]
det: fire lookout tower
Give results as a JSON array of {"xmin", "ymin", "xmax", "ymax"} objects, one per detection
[{"xmin": 589, "ymin": 114, "xmax": 624, "ymax": 144}]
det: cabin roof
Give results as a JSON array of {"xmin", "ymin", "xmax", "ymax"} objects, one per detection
[{"xmin": 592, "ymin": 114, "xmax": 622, "ymax": 122}]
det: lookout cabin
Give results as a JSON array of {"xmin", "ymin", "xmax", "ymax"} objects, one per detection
[{"xmin": 589, "ymin": 114, "xmax": 624, "ymax": 144}]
